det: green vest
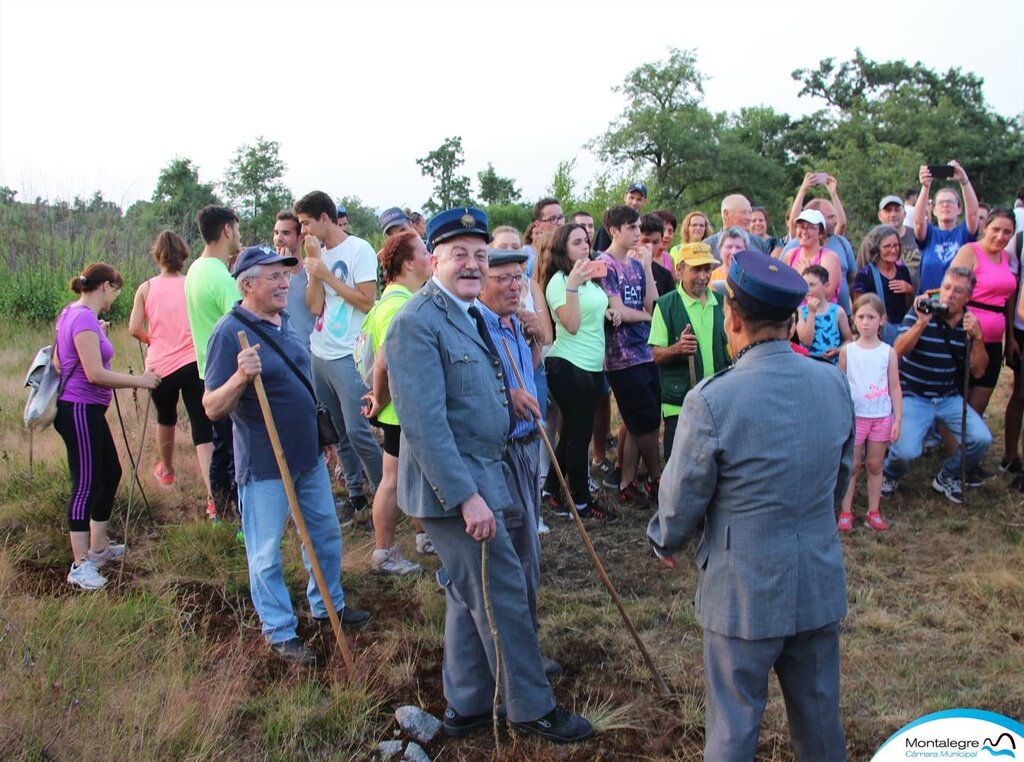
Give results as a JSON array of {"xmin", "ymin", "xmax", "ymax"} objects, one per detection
[{"xmin": 656, "ymin": 290, "xmax": 730, "ymax": 407}]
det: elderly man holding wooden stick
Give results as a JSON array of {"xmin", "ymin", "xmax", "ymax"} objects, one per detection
[
  {"xmin": 385, "ymin": 208, "xmax": 592, "ymax": 745},
  {"xmin": 203, "ymin": 245, "xmax": 370, "ymax": 666}
]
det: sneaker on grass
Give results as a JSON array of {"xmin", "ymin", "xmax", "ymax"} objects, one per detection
[
  {"xmin": 372, "ymin": 546, "xmax": 422, "ymax": 576},
  {"xmin": 577, "ymin": 500, "xmax": 618, "ymax": 523},
  {"xmin": 965, "ymin": 464, "xmax": 997, "ymax": 487},
  {"xmin": 616, "ymin": 481, "xmax": 649, "ymax": 509},
  {"xmin": 509, "ymin": 704, "xmax": 594, "ymax": 744},
  {"xmin": 270, "ymin": 638, "xmax": 315, "ymax": 666},
  {"xmin": 87, "ymin": 542, "xmax": 125, "ymax": 567},
  {"xmin": 932, "ymin": 470, "xmax": 963, "ymax": 504},
  {"xmin": 537, "ymin": 516, "xmax": 551, "ymax": 535},
  {"xmin": 415, "ymin": 532, "xmax": 436, "ymax": 555},
  {"xmin": 864, "ymin": 511, "xmax": 889, "ymax": 532},
  {"xmin": 836, "ymin": 512, "xmax": 854, "ymax": 533},
  {"xmin": 880, "ymin": 477, "xmax": 900, "ymax": 497},
  {"xmin": 67, "ymin": 559, "xmax": 107, "ymax": 590}
]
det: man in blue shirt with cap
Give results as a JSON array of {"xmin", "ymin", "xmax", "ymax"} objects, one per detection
[
  {"xmin": 386, "ymin": 207, "xmax": 592, "ymax": 744},
  {"xmin": 648, "ymin": 251, "xmax": 855, "ymax": 761},
  {"xmin": 204, "ymin": 245, "xmax": 369, "ymax": 666}
]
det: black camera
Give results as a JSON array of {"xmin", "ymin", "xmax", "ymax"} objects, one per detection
[{"xmin": 917, "ymin": 296, "xmax": 950, "ymax": 316}]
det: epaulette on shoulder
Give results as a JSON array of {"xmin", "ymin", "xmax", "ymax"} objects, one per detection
[{"xmin": 701, "ymin": 365, "xmax": 733, "ymax": 387}]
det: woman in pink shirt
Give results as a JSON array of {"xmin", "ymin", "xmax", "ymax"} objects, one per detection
[
  {"xmin": 129, "ymin": 231, "xmax": 214, "ymax": 513},
  {"xmin": 57, "ymin": 263, "xmax": 160, "ymax": 590},
  {"xmin": 949, "ymin": 208, "xmax": 1017, "ymax": 416}
]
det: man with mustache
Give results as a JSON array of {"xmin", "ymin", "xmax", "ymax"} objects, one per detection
[
  {"xmin": 648, "ymin": 242, "xmax": 731, "ymax": 463},
  {"xmin": 385, "ymin": 207, "xmax": 592, "ymax": 744}
]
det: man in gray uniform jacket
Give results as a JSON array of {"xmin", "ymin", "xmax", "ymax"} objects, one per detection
[
  {"xmin": 648, "ymin": 250, "xmax": 855, "ymax": 761},
  {"xmin": 385, "ymin": 207, "xmax": 592, "ymax": 745}
]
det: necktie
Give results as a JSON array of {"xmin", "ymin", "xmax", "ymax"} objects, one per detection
[{"xmin": 468, "ymin": 305, "xmax": 514, "ymax": 435}]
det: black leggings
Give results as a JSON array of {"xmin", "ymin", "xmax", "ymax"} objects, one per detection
[
  {"xmin": 150, "ymin": 361, "xmax": 213, "ymax": 445},
  {"xmin": 54, "ymin": 401, "xmax": 122, "ymax": 532},
  {"xmin": 544, "ymin": 357, "xmax": 603, "ymax": 505}
]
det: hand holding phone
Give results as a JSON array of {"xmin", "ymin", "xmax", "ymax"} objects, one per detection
[{"xmin": 926, "ymin": 164, "xmax": 955, "ymax": 180}]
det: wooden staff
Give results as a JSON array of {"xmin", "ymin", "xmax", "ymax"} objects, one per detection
[
  {"xmin": 237, "ymin": 331, "xmax": 355, "ymax": 676},
  {"xmin": 499, "ymin": 337, "xmax": 671, "ymax": 696}
]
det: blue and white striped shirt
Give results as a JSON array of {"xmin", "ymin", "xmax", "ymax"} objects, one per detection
[
  {"xmin": 897, "ymin": 313, "xmax": 967, "ymax": 398},
  {"xmin": 478, "ymin": 302, "xmax": 538, "ymax": 440}
]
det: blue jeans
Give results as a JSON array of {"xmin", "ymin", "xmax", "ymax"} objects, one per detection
[
  {"xmin": 311, "ymin": 354, "xmax": 383, "ymax": 497},
  {"xmin": 883, "ymin": 394, "xmax": 992, "ymax": 480},
  {"xmin": 238, "ymin": 462, "xmax": 344, "ymax": 644}
]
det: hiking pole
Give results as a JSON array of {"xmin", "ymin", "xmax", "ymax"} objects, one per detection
[
  {"xmin": 961, "ymin": 336, "xmax": 971, "ymax": 505},
  {"xmin": 112, "ymin": 390, "xmax": 151, "ymax": 515},
  {"xmin": 119, "ymin": 393, "xmax": 151, "ymax": 584},
  {"xmin": 499, "ymin": 338, "xmax": 671, "ymax": 697},
  {"xmin": 480, "ymin": 540, "xmax": 503, "ymax": 752},
  {"xmin": 237, "ymin": 332, "xmax": 356, "ymax": 677}
]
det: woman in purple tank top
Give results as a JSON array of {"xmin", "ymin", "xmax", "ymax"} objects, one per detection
[{"xmin": 55, "ymin": 263, "xmax": 160, "ymax": 591}]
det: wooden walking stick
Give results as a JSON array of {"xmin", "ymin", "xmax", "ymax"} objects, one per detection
[
  {"xmin": 960, "ymin": 335, "xmax": 971, "ymax": 505},
  {"xmin": 499, "ymin": 338, "xmax": 671, "ymax": 696},
  {"xmin": 480, "ymin": 540, "xmax": 503, "ymax": 752},
  {"xmin": 237, "ymin": 332, "xmax": 355, "ymax": 676}
]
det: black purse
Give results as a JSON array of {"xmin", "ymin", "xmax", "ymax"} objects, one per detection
[{"xmin": 231, "ymin": 309, "xmax": 340, "ymax": 448}]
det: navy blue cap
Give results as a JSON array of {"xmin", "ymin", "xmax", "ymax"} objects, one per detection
[
  {"xmin": 425, "ymin": 206, "xmax": 490, "ymax": 252},
  {"xmin": 627, "ymin": 182, "xmax": 648, "ymax": 197},
  {"xmin": 336, "ymin": 206, "xmax": 347, "ymax": 218},
  {"xmin": 379, "ymin": 207, "xmax": 410, "ymax": 233},
  {"xmin": 726, "ymin": 250, "xmax": 807, "ymax": 320},
  {"xmin": 232, "ymin": 245, "xmax": 298, "ymax": 278},
  {"xmin": 487, "ymin": 248, "xmax": 528, "ymax": 267}
]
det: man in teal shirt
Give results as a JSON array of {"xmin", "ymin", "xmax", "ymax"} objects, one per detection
[{"xmin": 648, "ymin": 242, "xmax": 731, "ymax": 463}]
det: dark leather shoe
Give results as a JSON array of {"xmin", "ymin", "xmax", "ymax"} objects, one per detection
[
  {"xmin": 509, "ymin": 705, "xmax": 593, "ymax": 744},
  {"xmin": 270, "ymin": 638, "xmax": 315, "ymax": 666},
  {"xmin": 443, "ymin": 705, "xmax": 507, "ymax": 738},
  {"xmin": 314, "ymin": 607, "xmax": 371, "ymax": 631}
]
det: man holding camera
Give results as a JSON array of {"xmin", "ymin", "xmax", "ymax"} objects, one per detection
[{"xmin": 881, "ymin": 266, "xmax": 991, "ymax": 504}]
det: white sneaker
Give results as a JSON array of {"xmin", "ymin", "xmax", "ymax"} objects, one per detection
[
  {"xmin": 87, "ymin": 542, "xmax": 125, "ymax": 567},
  {"xmin": 415, "ymin": 532, "xmax": 436, "ymax": 555},
  {"xmin": 67, "ymin": 559, "xmax": 107, "ymax": 590},
  {"xmin": 372, "ymin": 546, "xmax": 422, "ymax": 576},
  {"xmin": 537, "ymin": 516, "xmax": 551, "ymax": 535}
]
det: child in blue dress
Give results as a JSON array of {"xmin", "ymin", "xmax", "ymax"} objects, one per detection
[{"xmin": 796, "ymin": 265, "xmax": 852, "ymax": 363}]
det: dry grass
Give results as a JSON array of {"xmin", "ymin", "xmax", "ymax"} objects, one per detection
[{"xmin": 0, "ymin": 321, "xmax": 1022, "ymax": 760}]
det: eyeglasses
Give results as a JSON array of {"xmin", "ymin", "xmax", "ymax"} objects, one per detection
[
  {"xmin": 487, "ymin": 273, "xmax": 526, "ymax": 287},
  {"xmin": 935, "ymin": 199, "xmax": 958, "ymax": 207},
  {"xmin": 539, "ymin": 214, "xmax": 565, "ymax": 225},
  {"xmin": 259, "ymin": 272, "xmax": 292, "ymax": 284},
  {"xmin": 880, "ymin": 242, "xmax": 901, "ymax": 252}
]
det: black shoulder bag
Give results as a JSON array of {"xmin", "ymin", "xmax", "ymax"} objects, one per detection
[{"xmin": 231, "ymin": 308, "xmax": 340, "ymax": 448}]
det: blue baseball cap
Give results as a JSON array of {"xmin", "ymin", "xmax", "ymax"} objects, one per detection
[
  {"xmin": 425, "ymin": 206, "xmax": 489, "ymax": 252},
  {"xmin": 627, "ymin": 182, "xmax": 648, "ymax": 197},
  {"xmin": 336, "ymin": 206, "xmax": 347, "ymax": 218},
  {"xmin": 726, "ymin": 250, "xmax": 807, "ymax": 321},
  {"xmin": 379, "ymin": 207, "xmax": 410, "ymax": 234},
  {"xmin": 232, "ymin": 245, "xmax": 298, "ymax": 278}
]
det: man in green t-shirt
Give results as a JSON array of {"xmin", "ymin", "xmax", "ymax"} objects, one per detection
[
  {"xmin": 186, "ymin": 205, "xmax": 241, "ymax": 522},
  {"xmin": 648, "ymin": 242, "xmax": 731, "ymax": 463}
]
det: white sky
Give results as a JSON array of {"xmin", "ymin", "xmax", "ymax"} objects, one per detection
[{"xmin": 2, "ymin": 0, "xmax": 1022, "ymax": 214}]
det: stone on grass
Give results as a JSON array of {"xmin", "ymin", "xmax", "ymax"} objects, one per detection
[
  {"xmin": 403, "ymin": 742, "xmax": 432, "ymax": 762},
  {"xmin": 377, "ymin": 740, "xmax": 403, "ymax": 759},
  {"xmin": 395, "ymin": 705, "xmax": 441, "ymax": 743}
]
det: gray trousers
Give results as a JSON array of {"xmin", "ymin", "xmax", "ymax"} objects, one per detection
[
  {"xmin": 502, "ymin": 439, "xmax": 541, "ymax": 631},
  {"xmin": 703, "ymin": 621, "xmax": 846, "ymax": 761},
  {"xmin": 419, "ymin": 511, "xmax": 555, "ymax": 723},
  {"xmin": 310, "ymin": 354, "xmax": 383, "ymax": 497}
]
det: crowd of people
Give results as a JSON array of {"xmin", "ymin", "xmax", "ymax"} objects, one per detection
[{"xmin": 48, "ymin": 163, "xmax": 1024, "ymax": 754}]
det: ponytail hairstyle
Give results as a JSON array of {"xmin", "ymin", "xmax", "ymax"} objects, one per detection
[{"xmin": 70, "ymin": 262, "xmax": 123, "ymax": 293}]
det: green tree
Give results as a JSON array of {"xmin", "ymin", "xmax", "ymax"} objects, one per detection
[
  {"xmin": 223, "ymin": 137, "xmax": 292, "ymax": 244},
  {"xmin": 0, "ymin": 186, "xmax": 16, "ymax": 205},
  {"xmin": 416, "ymin": 136, "xmax": 473, "ymax": 213},
  {"xmin": 333, "ymin": 194, "xmax": 380, "ymax": 241},
  {"xmin": 548, "ymin": 159, "xmax": 579, "ymax": 210},
  {"xmin": 792, "ymin": 50, "xmax": 1024, "ymax": 238},
  {"xmin": 477, "ymin": 163, "xmax": 520, "ymax": 205},
  {"xmin": 151, "ymin": 157, "xmax": 221, "ymax": 245}
]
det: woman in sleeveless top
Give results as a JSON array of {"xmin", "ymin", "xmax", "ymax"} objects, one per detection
[
  {"xmin": 949, "ymin": 208, "xmax": 1017, "ymax": 415},
  {"xmin": 129, "ymin": 230, "xmax": 215, "ymax": 513},
  {"xmin": 784, "ymin": 209, "xmax": 842, "ymax": 304}
]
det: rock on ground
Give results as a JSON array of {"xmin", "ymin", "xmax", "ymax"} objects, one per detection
[{"xmin": 395, "ymin": 705, "xmax": 442, "ymax": 744}]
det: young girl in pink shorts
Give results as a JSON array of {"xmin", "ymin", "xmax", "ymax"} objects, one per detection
[{"xmin": 837, "ymin": 294, "xmax": 903, "ymax": 532}]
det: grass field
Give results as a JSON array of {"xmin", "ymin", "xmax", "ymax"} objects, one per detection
[{"xmin": 1, "ymin": 320, "xmax": 1021, "ymax": 761}]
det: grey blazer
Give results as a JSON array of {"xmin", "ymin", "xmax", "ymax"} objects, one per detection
[
  {"xmin": 648, "ymin": 340, "xmax": 856, "ymax": 640},
  {"xmin": 385, "ymin": 284, "xmax": 514, "ymax": 519}
]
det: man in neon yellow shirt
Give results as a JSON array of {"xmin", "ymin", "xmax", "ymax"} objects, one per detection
[
  {"xmin": 186, "ymin": 205, "xmax": 241, "ymax": 522},
  {"xmin": 648, "ymin": 242, "xmax": 731, "ymax": 463}
]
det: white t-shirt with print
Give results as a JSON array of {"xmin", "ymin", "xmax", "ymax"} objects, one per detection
[{"xmin": 309, "ymin": 234, "xmax": 377, "ymax": 360}]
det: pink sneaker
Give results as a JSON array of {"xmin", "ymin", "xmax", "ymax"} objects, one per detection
[
  {"xmin": 864, "ymin": 511, "xmax": 889, "ymax": 532},
  {"xmin": 837, "ymin": 512, "xmax": 854, "ymax": 533},
  {"xmin": 153, "ymin": 462, "xmax": 175, "ymax": 486}
]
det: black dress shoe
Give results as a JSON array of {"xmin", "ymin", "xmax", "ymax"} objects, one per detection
[
  {"xmin": 443, "ymin": 705, "xmax": 507, "ymax": 738},
  {"xmin": 509, "ymin": 705, "xmax": 593, "ymax": 744},
  {"xmin": 314, "ymin": 607, "xmax": 371, "ymax": 631},
  {"xmin": 270, "ymin": 638, "xmax": 315, "ymax": 666}
]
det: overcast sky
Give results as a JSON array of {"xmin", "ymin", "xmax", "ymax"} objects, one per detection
[{"xmin": 2, "ymin": 0, "xmax": 1022, "ymax": 214}]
